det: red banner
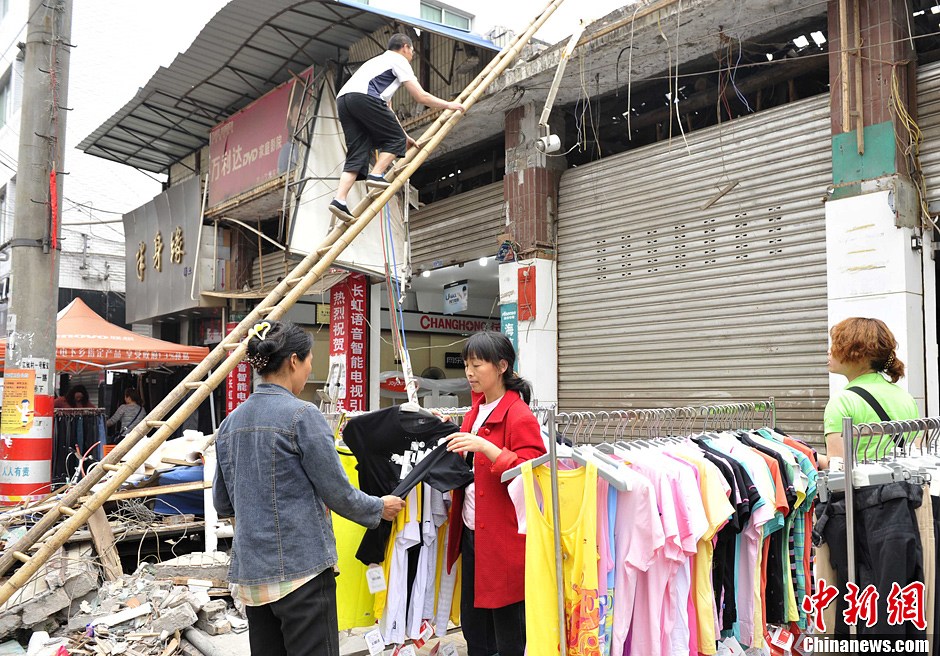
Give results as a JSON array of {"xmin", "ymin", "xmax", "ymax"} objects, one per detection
[
  {"xmin": 208, "ymin": 67, "xmax": 313, "ymax": 207},
  {"xmin": 225, "ymin": 322, "xmax": 252, "ymax": 414},
  {"xmin": 329, "ymin": 274, "xmax": 368, "ymax": 411}
]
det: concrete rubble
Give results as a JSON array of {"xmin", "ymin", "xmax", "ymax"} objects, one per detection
[{"xmin": 0, "ymin": 550, "xmax": 240, "ymax": 656}]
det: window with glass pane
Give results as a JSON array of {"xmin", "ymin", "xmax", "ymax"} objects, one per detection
[
  {"xmin": 0, "ymin": 72, "xmax": 10, "ymax": 130},
  {"xmin": 420, "ymin": 2, "xmax": 442, "ymax": 22},
  {"xmin": 444, "ymin": 12, "xmax": 470, "ymax": 30}
]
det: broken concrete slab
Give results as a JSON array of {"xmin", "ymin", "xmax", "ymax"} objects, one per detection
[
  {"xmin": 152, "ymin": 553, "xmax": 229, "ymax": 582},
  {"xmin": 149, "ymin": 603, "xmax": 198, "ymax": 635},
  {"xmin": 20, "ymin": 571, "xmax": 97, "ymax": 627}
]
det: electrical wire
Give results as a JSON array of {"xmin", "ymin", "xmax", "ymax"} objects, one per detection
[{"xmin": 891, "ymin": 65, "xmax": 940, "ymax": 231}]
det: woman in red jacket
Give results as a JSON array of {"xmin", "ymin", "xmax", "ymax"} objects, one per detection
[{"xmin": 446, "ymin": 331, "xmax": 546, "ymax": 656}]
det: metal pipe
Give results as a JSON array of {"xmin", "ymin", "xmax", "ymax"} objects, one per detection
[
  {"xmin": 189, "ymin": 174, "xmax": 210, "ymax": 301},
  {"xmin": 842, "ymin": 415, "xmax": 857, "ymax": 637},
  {"xmin": 548, "ymin": 405, "xmax": 567, "ymax": 656}
]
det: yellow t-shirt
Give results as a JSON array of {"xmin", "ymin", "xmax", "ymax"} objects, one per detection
[
  {"xmin": 523, "ymin": 461, "xmax": 601, "ymax": 656},
  {"xmin": 673, "ymin": 450, "xmax": 734, "ymax": 656},
  {"xmin": 334, "ymin": 449, "xmax": 377, "ymax": 630}
]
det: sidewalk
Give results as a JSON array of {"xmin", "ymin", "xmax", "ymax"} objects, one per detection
[{"xmin": 194, "ymin": 626, "xmax": 470, "ymax": 655}]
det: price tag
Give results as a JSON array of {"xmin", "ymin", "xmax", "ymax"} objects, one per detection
[
  {"xmin": 364, "ymin": 629, "xmax": 385, "ymax": 656},
  {"xmin": 366, "ymin": 565, "xmax": 387, "ymax": 594},
  {"xmin": 441, "ymin": 642, "xmax": 458, "ymax": 656},
  {"xmin": 770, "ymin": 626, "xmax": 794, "ymax": 652},
  {"xmin": 412, "ymin": 620, "xmax": 434, "ymax": 649},
  {"xmin": 397, "ymin": 646, "xmax": 416, "ymax": 656},
  {"xmin": 722, "ymin": 637, "xmax": 746, "ymax": 655}
]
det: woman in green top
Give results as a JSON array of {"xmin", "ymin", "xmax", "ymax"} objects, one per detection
[{"xmin": 821, "ymin": 317, "xmax": 920, "ymax": 467}]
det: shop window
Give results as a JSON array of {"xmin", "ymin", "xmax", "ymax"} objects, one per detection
[{"xmin": 420, "ymin": 2, "xmax": 471, "ymax": 31}]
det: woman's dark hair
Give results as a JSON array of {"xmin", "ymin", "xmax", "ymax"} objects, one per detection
[
  {"xmin": 830, "ymin": 317, "xmax": 906, "ymax": 383},
  {"xmin": 124, "ymin": 388, "xmax": 143, "ymax": 405},
  {"xmin": 65, "ymin": 384, "xmax": 91, "ymax": 407},
  {"xmin": 461, "ymin": 330, "xmax": 532, "ymax": 403},
  {"xmin": 387, "ymin": 33, "xmax": 413, "ymax": 51},
  {"xmin": 246, "ymin": 321, "xmax": 312, "ymax": 376}
]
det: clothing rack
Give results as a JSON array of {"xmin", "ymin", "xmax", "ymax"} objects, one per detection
[
  {"xmin": 536, "ymin": 398, "xmax": 774, "ymax": 656},
  {"xmin": 550, "ymin": 399, "xmax": 776, "ymax": 445},
  {"xmin": 329, "ymin": 399, "xmax": 774, "ymax": 654},
  {"xmin": 839, "ymin": 414, "xmax": 940, "ymax": 637},
  {"xmin": 53, "ymin": 408, "xmax": 107, "ymax": 484}
]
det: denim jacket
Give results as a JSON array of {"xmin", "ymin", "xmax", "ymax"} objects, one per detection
[{"xmin": 213, "ymin": 383, "xmax": 383, "ymax": 585}]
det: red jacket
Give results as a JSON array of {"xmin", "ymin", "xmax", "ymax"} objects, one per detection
[{"xmin": 446, "ymin": 390, "xmax": 545, "ymax": 609}]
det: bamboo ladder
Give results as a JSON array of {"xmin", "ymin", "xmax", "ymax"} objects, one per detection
[{"xmin": 0, "ymin": 0, "xmax": 569, "ymax": 607}]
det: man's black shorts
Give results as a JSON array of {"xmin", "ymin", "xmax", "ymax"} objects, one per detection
[{"xmin": 337, "ymin": 92, "xmax": 407, "ymax": 179}]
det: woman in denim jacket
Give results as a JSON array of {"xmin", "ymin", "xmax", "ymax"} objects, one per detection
[{"xmin": 213, "ymin": 321, "xmax": 405, "ymax": 656}]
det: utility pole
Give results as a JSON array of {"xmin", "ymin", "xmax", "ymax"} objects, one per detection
[{"xmin": 0, "ymin": 0, "xmax": 72, "ymax": 504}]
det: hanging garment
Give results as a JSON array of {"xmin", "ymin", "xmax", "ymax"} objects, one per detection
[
  {"xmin": 343, "ymin": 407, "xmax": 468, "ymax": 565},
  {"xmin": 334, "ymin": 447, "xmax": 378, "ymax": 630},
  {"xmin": 379, "ymin": 487, "xmax": 421, "ymax": 645},
  {"xmin": 522, "ymin": 461, "xmax": 601, "ymax": 656}
]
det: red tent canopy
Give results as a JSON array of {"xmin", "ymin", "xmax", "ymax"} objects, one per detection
[{"xmin": 0, "ymin": 298, "xmax": 210, "ymax": 372}]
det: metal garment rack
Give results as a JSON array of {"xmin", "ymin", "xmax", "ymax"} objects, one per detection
[
  {"xmin": 840, "ymin": 415, "xmax": 940, "ymax": 637},
  {"xmin": 547, "ymin": 398, "xmax": 774, "ymax": 655},
  {"xmin": 329, "ymin": 399, "xmax": 774, "ymax": 654}
]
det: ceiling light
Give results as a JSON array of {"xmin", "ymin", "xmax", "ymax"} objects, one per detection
[
  {"xmin": 792, "ymin": 35, "xmax": 810, "ymax": 48},
  {"xmin": 766, "ymin": 53, "xmax": 774, "ymax": 61},
  {"xmin": 932, "ymin": 5, "xmax": 940, "ymax": 14},
  {"xmin": 421, "ymin": 270, "xmax": 431, "ymax": 278},
  {"xmin": 810, "ymin": 31, "xmax": 827, "ymax": 45},
  {"xmin": 478, "ymin": 257, "xmax": 488, "ymax": 266}
]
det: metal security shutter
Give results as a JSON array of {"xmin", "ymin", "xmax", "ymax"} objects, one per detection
[
  {"xmin": 410, "ymin": 182, "xmax": 504, "ymax": 271},
  {"xmin": 917, "ymin": 61, "xmax": 940, "ymax": 205},
  {"xmin": 557, "ymin": 95, "xmax": 832, "ymax": 439}
]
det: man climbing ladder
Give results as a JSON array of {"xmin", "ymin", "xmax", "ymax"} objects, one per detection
[{"xmin": 330, "ymin": 33, "xmax": 466, "ymax": 222}]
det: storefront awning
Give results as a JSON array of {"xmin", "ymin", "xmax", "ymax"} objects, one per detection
[{"xmin": 77, "ymin": 0, "xmax": 496, "ymax": 174}]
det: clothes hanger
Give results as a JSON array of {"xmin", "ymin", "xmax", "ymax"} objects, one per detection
[
  {"xmin": 852, "ymin": 424, "xmax": 897, "ymax": 488},
  {"xmin": 573, "ymin": 444, "xmax": 632, "ymax": 492}
]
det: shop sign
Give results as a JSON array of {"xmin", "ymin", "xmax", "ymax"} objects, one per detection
[
  {"xmin": 208, "ymin": 67, "xmax": 313, "ymax": 207},
  {"xmin": 123, "ymin": 177, "xmax": 206, "ymax": 323},
  {"xmin": 500, "ymin": 303, "xmax": 518, "ymax": 372},
  {"xmin": 444, "ymin": 352, "xmax": 464, "ymax": 369},
  {"xmin": 225, "ymin": 322, "xmax": 251, "ymax": 414},
  {"xmin": 329, "ymin": 273, "xmax": 368, "ymax": 411},
  {"xmin": 379, "ymin": 311, "xmax": 500, "ymax": 336},
  {"xmin": 443, "ymin": 280, "xmax": 468, "ymax": 315}
]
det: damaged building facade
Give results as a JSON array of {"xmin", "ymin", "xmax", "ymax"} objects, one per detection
[{"xmin": 79, "ymin": 0, "xmax": 940, "ymax": 441}]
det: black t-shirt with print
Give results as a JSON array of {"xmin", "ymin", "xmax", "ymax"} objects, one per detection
[{"xmin": 343, "ymin": 406, "xmax": 471, "ymax": 564}]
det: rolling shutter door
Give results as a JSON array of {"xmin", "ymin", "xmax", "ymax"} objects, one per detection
[
  {"xmin": 410, "ymin": 182, "xmax": 504, "ymax": 271},
  {"xmin": 557, "ymin": 94, "xmax": 832, "ymax": 439},
  {"xmin": 917, "ymin": 61, "xmax": 940, "ymax": 206}
]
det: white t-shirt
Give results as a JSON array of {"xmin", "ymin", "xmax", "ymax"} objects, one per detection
[
  {"xmin": 337, "ymin": 50, "xmax": 417, "ymax": 102},
  {"xmin": 462, "ymin": 396, "xmax": 503, "ymax": 530}
]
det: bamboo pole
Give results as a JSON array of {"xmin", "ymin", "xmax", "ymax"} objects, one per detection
[
  {"xmin": 0, "ymin": 0, "xmax": 568, "ymax": 607},
  {"xmin": 839, "ymin": 0, "xmax": 851, "ymax": 132}
]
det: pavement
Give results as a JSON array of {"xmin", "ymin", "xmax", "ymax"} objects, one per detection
[{"xmin": 195, "ymin": 625, "xmax": 470, "ymax": 655}]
